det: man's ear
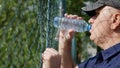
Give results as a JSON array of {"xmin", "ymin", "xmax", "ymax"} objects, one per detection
[{"xmin": 111, "ymin": 13, "xmax": 120, "ymax": 30}]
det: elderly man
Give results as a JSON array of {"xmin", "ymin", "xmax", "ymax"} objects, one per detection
[{"xmin": 42, "ymin": 0, "xmax": 120, "ymax": 68}]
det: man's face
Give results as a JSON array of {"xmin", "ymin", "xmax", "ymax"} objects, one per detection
[{"xmin": 88, "ymin": 6, "xmax": 114, "ymax": 45}]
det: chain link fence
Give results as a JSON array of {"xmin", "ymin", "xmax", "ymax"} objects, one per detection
[{"xmin": 0, "ymin": 0, "xmax": 58, "ymax": 68}]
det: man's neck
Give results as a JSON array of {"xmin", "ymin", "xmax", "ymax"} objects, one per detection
[{"xmin": 99, "ymin": 36, "xmax": 120, "ymax": 50}]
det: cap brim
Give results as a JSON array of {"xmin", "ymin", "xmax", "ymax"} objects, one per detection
[{"xmin": 82, "ymin": 1, "xmax": 104, "ymax": 17}]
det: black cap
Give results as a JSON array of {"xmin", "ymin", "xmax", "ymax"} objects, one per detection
[{"xmin": 82, "ymin": 0, "xmax": 120, "ymax": 17}]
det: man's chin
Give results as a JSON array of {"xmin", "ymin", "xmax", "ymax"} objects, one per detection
[
  {"xmin": 90, "ymin": 37, "xmax": 101, "ymax": 46},
  {"xmin": 90, "ymin": 36, "xmax": 94, "ymax": 41},
  {"xmin": 90, "ymin": 36, "xmax": 98, "ymax": 44}
]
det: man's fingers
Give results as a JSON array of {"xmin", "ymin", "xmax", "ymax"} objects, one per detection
[
  {"xmin": 65, "ymin": 29, "xmax": 75, "ymax": 40},
  {"xmin": 42, "ymin": 48, "xmax": 59, "ymax": 61},
  {"xmin": 77, "ymin": 17, "xmax": 83, "ymax": 20},
  {"xmin": 46, "ymin": 48, "xmax": 58, "ymax": 55},
  {"xmin": 64, "ymin": 13, "xmax": 82, "ymax": 19},
  {"xmin": 64, "ymin": 13, "xmax": 68, "ymax": 17},
  {"xmin": 59, "ymin": 29, "xmax": 75, "ymax": 40},
  {"xmin": 42, "ymin": 48, "xmax": 61, "ymax": 68}
]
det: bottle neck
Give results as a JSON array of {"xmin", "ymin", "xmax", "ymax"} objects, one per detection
[{"xmin": 87, "ymin": 24, "xmax": 91, "ymax": 31}]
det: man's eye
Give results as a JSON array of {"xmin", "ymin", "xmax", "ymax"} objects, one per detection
[
  {"xmin": 97, "ymin": 13, "xmax": 99, "ymax": 15},
  {"xmin": 95, "ymin": 13, "xmax": 99, "ymax": 17}
]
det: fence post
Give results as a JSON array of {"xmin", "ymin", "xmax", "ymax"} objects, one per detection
[
  {"xmin": 59, "ymin": 0, "xmax": 77, "ymax": 63},
  {"xmin": 46, "ymin": 0, "xmax": 50, "ymax": 48}
]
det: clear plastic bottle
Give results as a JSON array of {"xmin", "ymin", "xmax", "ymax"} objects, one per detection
[{"xmin": 54, "ymin": 17, "xmax": 91, "ymax": 32}]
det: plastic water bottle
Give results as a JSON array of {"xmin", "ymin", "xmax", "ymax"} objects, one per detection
[{"xmin": 53, "ymin": 17, "xmax": 91, "ymax": 32}]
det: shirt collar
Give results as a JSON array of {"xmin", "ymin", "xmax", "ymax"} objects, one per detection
[{"xmin": 101, "ymin": 43, "xmax": 120, "ymax": 60}]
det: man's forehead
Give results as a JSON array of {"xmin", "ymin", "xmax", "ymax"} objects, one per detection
[
  {"xmin": 95, "ymin": 6, "xmax": 120, "ymax": 14},
  {"xmin": 95, "ymin": 6, "xmax": 105, "ymax": 13}
]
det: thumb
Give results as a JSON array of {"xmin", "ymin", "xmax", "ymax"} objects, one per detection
[{"xmin": 65, "ymin": 29, "xmax": 75, "ymax": 40}]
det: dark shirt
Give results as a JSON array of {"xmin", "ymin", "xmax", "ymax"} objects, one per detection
[{"xmin": 78, "ymin": 43, "xmax": 120, "ymax": 68}]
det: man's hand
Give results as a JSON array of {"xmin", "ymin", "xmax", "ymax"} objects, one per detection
[
  {"xmin": 58, "ymin": 13, "xmax": 82, "ymax": 68},
  {"xmin": 42, "ymin": 48, "xmax": 61, "ymax": 68},
  {"xmin": 59, "ymin": 13, "xmax": 83, "ymax": 42}
]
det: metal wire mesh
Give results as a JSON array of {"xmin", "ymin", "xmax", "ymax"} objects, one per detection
[{"xmin": 0, "ymin": 0, "xmax": 59, "ymax": 68}]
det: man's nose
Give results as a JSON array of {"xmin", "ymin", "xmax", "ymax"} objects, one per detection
[{"xmin": 88, "ymin": 17, "xmax": 96, "ymax": 24}]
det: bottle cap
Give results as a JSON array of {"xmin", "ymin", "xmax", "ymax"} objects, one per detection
[{"xmin": 87, "ymin": 25, "xmax": 91, "ymax": 31}]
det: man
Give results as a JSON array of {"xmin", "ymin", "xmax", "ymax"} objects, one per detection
[{"xmin": 42, "ymin": 0, "xmax": 120, "ymax": 68}]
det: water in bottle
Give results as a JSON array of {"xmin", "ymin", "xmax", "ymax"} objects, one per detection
[
  {"xmin": 53, "ymin": 16, "xmax": 91, "ymax": 40},
  {"xmin": 53, "ymin": 17, "xmax": 91, "ymax": 32}
]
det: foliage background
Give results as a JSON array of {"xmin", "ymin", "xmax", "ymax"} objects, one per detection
[{"xmin": 0, "ymin": 0, "xmax": 98, "ymax": 67}]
